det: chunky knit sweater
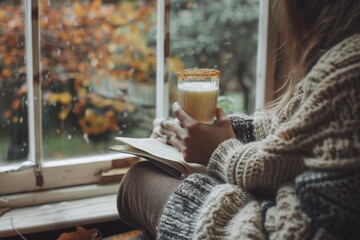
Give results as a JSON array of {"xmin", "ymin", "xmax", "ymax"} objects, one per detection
[{"xmin": 156, "ymin": 34, "xmax": 360, "ymax": 239}]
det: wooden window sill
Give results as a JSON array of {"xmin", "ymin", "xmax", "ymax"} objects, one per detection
[{"xmin": 0, "ymin": 194, "xmax": 120, "ymax": 238}]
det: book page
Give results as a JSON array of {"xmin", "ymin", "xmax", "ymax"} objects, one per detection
[
  {"xmin": 115, "ymin": 137, "xmax": 183, "ymax": 162},
  {"xmin": 110, "ymin": 144, "xmax": 187, "ymax": 178},
  {"xmin": 112, "ymin": 137, "xmax": 206, "ymax": 178}
]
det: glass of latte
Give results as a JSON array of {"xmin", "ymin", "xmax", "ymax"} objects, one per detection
[{"xmin": 177, "ymin": 68, "xmax": 220, "ymax": 124}]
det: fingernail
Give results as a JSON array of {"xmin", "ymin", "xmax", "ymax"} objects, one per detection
[
  {"xmin": 160, "ymin": 120, "xmax": 165, "ymax": 128},
  {"xmin": 172, "ymin": 102, "xmax": 179, "ymax": 110}
]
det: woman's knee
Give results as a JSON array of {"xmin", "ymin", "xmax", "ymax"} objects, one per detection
[
  {"xmin": 117, "ymin": 160, "xmax": 182, "ymax": 235},
  {"xmin": 117, "ymin": 161, "xmax": 151, "ymax": 226},
  {"xmin": 120, "ymin": 161, "xmax": 150, "ymax": 188},
  {"xmin": 117, "ymin": 161, "xmax": 163, "ymax": 226}
]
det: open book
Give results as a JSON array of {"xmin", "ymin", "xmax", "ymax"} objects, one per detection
[{"xmin": 110, "ymin": 137, "xmax": 206, "ymax": 179}]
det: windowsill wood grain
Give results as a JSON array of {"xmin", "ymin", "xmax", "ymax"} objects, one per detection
[{"xmin": 0, "ymin": 194, "xmax": 120, "ymax": 238}]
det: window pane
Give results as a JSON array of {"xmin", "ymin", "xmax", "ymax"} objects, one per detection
[
  {"xmin": 0, "ymin": 0, "xmax": 29, "ymax": 166},
  {"xmin": 169, "ymin": 0, "xmax": 258, "ymax": 114},
  {"xmin": 40, "ymin": 0, "xmax": 157, "ymax": 160}
]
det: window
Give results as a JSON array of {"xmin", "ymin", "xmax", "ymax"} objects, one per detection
[
  {"xmin": 0, "ymin": 0, "xmax": 265, "ymax": 202},
  {"xmin": 0, "ymin": 1, "xmax": 28, "ymax": 165},
  {"xmin": 1, "ymin": 0, "xmax": 158, "ymax": 196},
  {"xmin": 168, "ymin": 0, "xmax": 259, "ymax": 115},
  {"xmin": 1, "ymin": 0, "xmax": 157, "ymax": 165}
]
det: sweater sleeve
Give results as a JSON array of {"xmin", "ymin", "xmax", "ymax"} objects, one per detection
[
  {"xmin": 228, "ymin": 113, "xmax": 256, "ymax": 143},
  {"xmin": 207, "ymin": 37, "xmax": 360, "ymax": 190},
  {"xmin": 228, "ymin": 110, "xmax": 275, "ymax": 143},
  {"xmin": 207, "ymin": 138, "xmax": 305, "ymax": 192}
]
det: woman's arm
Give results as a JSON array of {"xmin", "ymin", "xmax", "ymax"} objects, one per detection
[{"xmin": 208, "ymin": 53, "xmax": 360, "ymax": 192}]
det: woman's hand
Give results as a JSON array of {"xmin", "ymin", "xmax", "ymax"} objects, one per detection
[
  {"xmin": 150, "ymin": 117, "xmax": 175, "ymax": 143},
  {"xmin": 164, "ymin": 102, "xmax": 236, "ymax": 166}
]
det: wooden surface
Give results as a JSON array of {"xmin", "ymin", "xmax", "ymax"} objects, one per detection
[
  {"xmin": 0, "ymin": 154, "xmax": 138, "ymax": 195},
  {"xmin": 0, "ymin": 184, "xmax": 119, "ymax": 209},
  {"xmin": 0, "ymin": 194, "xmax": 120, "ymax": 238}
]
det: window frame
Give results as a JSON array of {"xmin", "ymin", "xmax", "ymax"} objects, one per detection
[
  {"xmin": 0, "ymin": 0, "xmax": 269, "ymax": 205},
  {"xmin": 0, "ymin": 0, "xmax": 152, "ymax": 199}
]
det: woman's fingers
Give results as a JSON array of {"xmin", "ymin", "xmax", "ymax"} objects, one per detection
[
  {"xmin": 162, "ymin": 118, "xmax": 187, "ymax": 140},
  {"xmin": 214, "ymin": 108, "xmax": 227, "ymax": 122},
  {"xmin": 172, "ymin": 102, "xmax": 195, "ymax": 128},
  {"xmin": 152, "ymin": 125, "xmax": 173, "ymax": 139},
  {"xmin": 151, "ymin": 125, "xmax": 162, "ymax": 137},
  {"xmin": 153, "ymin": 117, "xmax": 167, "ymax": 127},
  {"xmin": 153, "ymin": 136, "xmax": 167, "ymax": 144},
  {"xmin": 150, "ymin": 126, "xmax": 167, "ymax": 143},
  {"xmin": 159, "ymin": 124, "xmax": 175, "ymax": 137},
  {"xmin": 168, "ymin": 135, "xmax": 185, "ymax": 152},
  {"xmin": 150, "ymin": 117, "xmax": 176, "ymax": 144}
]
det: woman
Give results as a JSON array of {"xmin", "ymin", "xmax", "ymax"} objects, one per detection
[{"xmin": 117, "ymin": 1, "xmax": 360, "ymax": 239}]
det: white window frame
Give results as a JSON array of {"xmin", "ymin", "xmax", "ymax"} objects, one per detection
[
  {"xmin": 255, "ymin": 0, "xmax": 269, "ymax": 110},
  {"xmin": 0, "ymin": 0, "xmax": 268, "ymax": 207}
]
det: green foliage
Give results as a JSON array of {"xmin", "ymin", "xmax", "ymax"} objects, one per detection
[
  {"xmin": 170, "ymin": 0, "xmax": 258, "ymax": 65},
  {"xmin": 169, "ymin": 0, "xmax": 259, "ymax": 113}
]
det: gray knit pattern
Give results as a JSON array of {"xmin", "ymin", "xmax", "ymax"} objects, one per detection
[
  {"xmin": 295, "ymin": 170, "xmax": 360, "ymax": 239},
  {"xmin": 156, "ymin": 173, "xmax": 223, "ymax": 239},
  {"xmin": 156, "ymin": 34, "xmax": 360, "ymax": 239},
  {"xmin": 228, "ymin": 114, "xmax": 255, "ymax": 143}
]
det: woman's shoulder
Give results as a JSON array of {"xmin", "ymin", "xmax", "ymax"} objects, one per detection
[
  {"xmin": 304, "ymin": 34, "xmax": 360, "ymax": 90},
  {"xmin": 316, "ymin": 33, "xmax": 360, "ymax": 70}
]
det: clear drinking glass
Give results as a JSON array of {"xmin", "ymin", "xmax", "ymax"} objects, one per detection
[{"xmin": 177, "ymin": 68, "xmax": 220, "ymax": 124}]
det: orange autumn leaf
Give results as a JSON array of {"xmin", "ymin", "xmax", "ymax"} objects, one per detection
[
  {"xmin": 74, "ymin": 35, "xmax": 83, "ymax": 44},
  {"xmin": 73, "ymin": 2, "xmax": 87, "ymax": 18},
  {"xmin": 57, "ymin": 226, "xmax": 102, "ymax": 240},
  {"xmin": 3, "ymin": 68, "xmax": 11, "ymax": 78},
  {"xmin": 89, "ymin": 0, "xmax": 102, "ymax": 12},
  {"xmin": 90, "ymin": 95, "xmax": 113, "ymax": 108},
  {"xmin": 11, "ymin": 98, "xmax": 21, "ymax": 111},
  {"xmin": 113, "ymin": 101, "xmax": 135, "ymax": 112},
  {"xmin": 49, "ymin": 93, "xmax": 60, "ymax": 104},
  {"xmin": 11, "ymin": 116, "xmax": 19, "ymax": 124},
  {"xmin": 4, "ymin": 53, "xmax": 12, "ymax": 65},
  {"xmin": 107, "ymin": 230, "xmax": 143, "ymax": 240},
  {"xmin": 105, "ymin": 110, "xmax": 115, "ymax": 117},
  {"xmin": 59, "ymin": 92, "xmax": 73, "ymax": 105},
  {"xmin": 186, "ymin": 2, "xmax": 193, "ymax": 9},
  {"xmin": 108, "ymin": 15, "xmax": 128, "ymax": 26},
  {"xmin": 3, "ymin": 110, "xmax": 11, "ymax": 119},
  {"xmin": 169, "ymin": 56, "xmax": 185, "ymax": 73},
  {"xmin": 58, "ymin": 108, "xmax": 70, "ymax": 121},
  {"xmin": 79, "ymin": 112, "xmax": 111, "ymax": 135}
]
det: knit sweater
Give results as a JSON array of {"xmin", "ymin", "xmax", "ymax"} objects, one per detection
[{"xmin": 156, "ymin": 34, "xmax": 360, "ymax": 239}]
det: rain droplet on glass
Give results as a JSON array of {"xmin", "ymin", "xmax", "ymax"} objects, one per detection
[{"xmin": 83, "ymin": 134, "xmax": 89, "ymax": 143}]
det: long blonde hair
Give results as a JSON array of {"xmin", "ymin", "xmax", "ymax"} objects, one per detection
[{"xmin": 272, "ymin": 0, "xmax": 360, "ymax": 112}]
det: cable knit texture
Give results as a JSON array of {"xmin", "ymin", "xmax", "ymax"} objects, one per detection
[{"xmin": 156, "ymin": 34, "xmax": 360, "ymax": 239}]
